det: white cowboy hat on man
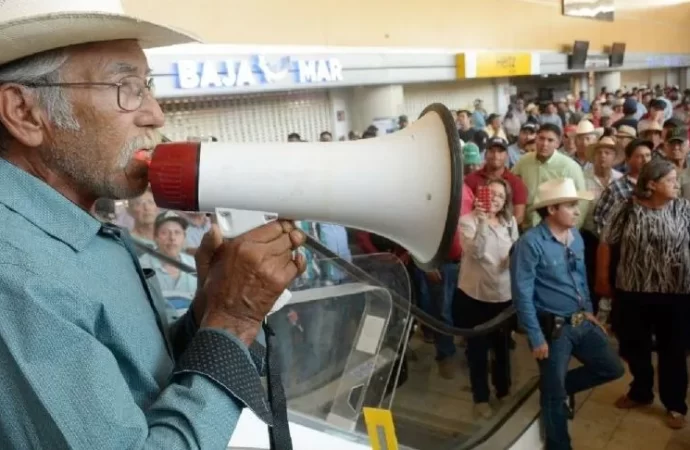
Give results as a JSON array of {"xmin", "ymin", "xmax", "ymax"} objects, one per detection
[
  {"xmin": 0, "ymin": 0, "xmax": 198, "ymax": 66},
  {"xmin": 529, "ymin": 178, "xmax": 594, "ymax": 211}
]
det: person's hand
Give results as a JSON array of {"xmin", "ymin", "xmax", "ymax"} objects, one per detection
[
  {"xmin": 473, "ymin": 198, "xmax": 488, "ymax": 221},
  {"xmin": 532, "ymin": 342, "xmax": 549, "ymax": 360},
  {"xmin": 287, "ymin": 309, "xmax": 299, "ymax": 325},
  {"xmin": 585, "ymin": 312, "xmax": 608, "ymax": 336},
  {"xmin": 200, "ymin": 221, "xmax": 307, "ymax": 345},
  {"xmin": 195, "ymin": 224, "xmax": 224, "ymax": 291},
  {"xmin": 425, "ymin": 270, "xmax": 442, "ymax": 283},
  {"xmin": 189, "ymin": 224, "xmax": 224, "ymax": 326}
]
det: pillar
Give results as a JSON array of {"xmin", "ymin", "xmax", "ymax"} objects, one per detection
[
  {"xmin": 328, "ymin": 89, "xmax": 353, "ymax": 140},
  {"xmin": 351, "ymin": 85, "xmax": 405, "ymax": 134},
  {"xmin": 595, "ymin": 71, "xmax": 621, "ymax": 93},
  {"xmin": 680, "ymin": 68, "xmax": 690, "ymax": 91},
  {"xmin": 493, "ymin": 78, "xmax": 512, "ymax": 115}
]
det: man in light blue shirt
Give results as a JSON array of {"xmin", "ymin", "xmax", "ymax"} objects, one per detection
[
  {"xmin": 510, "ymin": 178, "xmax": 623, "ymax": 450},
  {"xmin": 0, "ymin": 16, "xmax": 306, "ymax": 450},
  {"xmin": 506, "ymin": 123, "xmax": 537, "ymax": 168}
]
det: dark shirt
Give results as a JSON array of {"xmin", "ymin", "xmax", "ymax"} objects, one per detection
[{"xmin": 612, "ymin": 116, "xmax": 639, "ymax": 130}]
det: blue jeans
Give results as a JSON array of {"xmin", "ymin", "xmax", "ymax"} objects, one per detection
[
  {"xmin": 538, "ymin": 320, "xmax": 624, "ymax": 450},
  {"xmin": 414, "ymin": 264, "xmax": 458, "ymax": 360},
  {"xmin": 434, "ymin": 263, "xmax": 458, "ymax": 360}
]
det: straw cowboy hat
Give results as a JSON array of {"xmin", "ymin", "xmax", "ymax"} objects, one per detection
[
  {"xmin": 529, "ymin": 178, "xmax": 594, "ymax": 211},
  {"xmin": 0, "ymin": 0, "xmax": 198, "ymax": 66},
  {"xmin": 638, "ymin": 119, "xmax": 663, "ymax": 134},
  {"xmin": 576, "ymin": 120, "xmax": 598, "ymax": 136},
  {"xmin": 586, "ymin": 136, "xmax": 617, "ymax": 162},
  {"xmin": 616, "ymin": 125, "xmax": 637, "ymax": 140}
]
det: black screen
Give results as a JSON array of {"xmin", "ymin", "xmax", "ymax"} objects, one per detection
[
  {"xmin": 610, "ymin": 42, "xmax": 626, "ymax": 67},
  {"xmin": 570, "ymin": 40, "xmax": 589, "ymax": 69}
]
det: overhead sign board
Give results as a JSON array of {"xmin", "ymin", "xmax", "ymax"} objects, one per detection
[
  {"xmin": 456, "ymin": 52, "xmax": 536, "ymax": 79},
  {"xmin": 174, "ymin": 56, "xmax": 344, "ymax": 90}
]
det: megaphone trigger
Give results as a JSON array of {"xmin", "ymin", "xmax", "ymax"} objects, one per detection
[{"xmin": 214, "ymin": 207, "xmax": 279, "ymax": 239}]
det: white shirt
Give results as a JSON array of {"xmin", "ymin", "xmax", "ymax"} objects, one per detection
[
  {"xmin": 457, "ymin": 211, "xmax": 519, "ymax": 303},
  {"xmin": 583, "ymin": 167, "xmax": 623, "ymax": 235}
]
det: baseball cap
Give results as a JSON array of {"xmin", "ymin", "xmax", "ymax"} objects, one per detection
[
  {"xmin": 666, "ymin": 127, "xmax": 688, "ymax": 143},
  {"xmin": 520, "ymin": 123, "xmax": 537, "ymax": 133},
  {"xmin": 154, "ymin": 211, "xmax": 189, "ymax": 232},
  {"xmin": 486, "ymin": 137, "xmax": 508, "ymax": 150},
  {"xmin": 462, "ymin": 143, "xmax": 482, "ymax": 165}
]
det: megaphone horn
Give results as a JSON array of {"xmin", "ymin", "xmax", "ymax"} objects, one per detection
[{"xmin": 148, "ymin": 103, "xmax": 463, "ymax": 270}]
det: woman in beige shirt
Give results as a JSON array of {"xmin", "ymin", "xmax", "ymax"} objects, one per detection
[{"xmin": 453, "ymin": 178, "xmax": 519, "ymax": 419}]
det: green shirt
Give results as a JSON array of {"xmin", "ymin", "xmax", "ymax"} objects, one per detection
[
  {"xmin": 0, "ymin": 158, "xmax": 271, "ymax": 449},
  {"xmin": 512, "ymin": 151, "xmax": 587, "ymax": 229}
]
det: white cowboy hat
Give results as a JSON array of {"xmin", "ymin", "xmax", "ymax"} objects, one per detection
[
  {"xmin": 529, "ymin": 178, "xmax": 594, "ymax": 211},
  {"xmin": 616, "ymin": 125, "xmax": 637, "ymax": 139},
  {"xmin": 575, "ymin": 120, "xmax": 597, "ymax": 136},
  {"xmin": 638, "ymin": 119, "xmax": 663, "ymax": 134},
  {"xmin": 0, "ymin": 0, "xmax": 198, "ymax": 66}
]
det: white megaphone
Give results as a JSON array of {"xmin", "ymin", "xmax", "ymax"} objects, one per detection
[{"xmin": 148, "ymin": 103, "xmax": 463, "ymax": 275}]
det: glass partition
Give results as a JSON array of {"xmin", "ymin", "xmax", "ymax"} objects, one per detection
[
  {"xmin": 111, "ymin": 197, "xmax": 539, "ymax": 450},
  {"xmin": 267, "ymin": 253, "xmax": 412, "ymax": 433}
]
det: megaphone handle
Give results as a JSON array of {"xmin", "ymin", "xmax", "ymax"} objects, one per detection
[{"xmin": 214, "ymin": 207, "xmax": 292, "ymax": 315}]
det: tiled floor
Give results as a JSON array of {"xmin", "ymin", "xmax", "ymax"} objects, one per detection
[
  {"xmin": 571, "ymin": 363, "xmax": 690, "ymax": 450},
  {"xmin": 394, "ymin": 332, "xmax": 690, "ymax": 449},
  {"xmin": 390, "ymin": 332, "xmax": 540, "ymax": 447}
]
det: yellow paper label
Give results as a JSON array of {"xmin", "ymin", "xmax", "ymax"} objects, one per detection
[{"xmin": 363, "ymin": 407, "xmax": 398, "ymax": 450}]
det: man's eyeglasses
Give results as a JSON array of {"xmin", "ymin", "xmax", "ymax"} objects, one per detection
[{"xmin": 19, "ymin": 76, "xmax": 155, "ymax": 112}]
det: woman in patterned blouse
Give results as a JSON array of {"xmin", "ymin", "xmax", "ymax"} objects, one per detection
[{"xmin": 597, "ymin": 158, "xmax": 690, "ymax": 430}]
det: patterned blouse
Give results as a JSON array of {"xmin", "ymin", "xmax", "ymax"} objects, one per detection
[{"xmin": 601, "ymin": 198, "xmax": 690, "ymax": 294}]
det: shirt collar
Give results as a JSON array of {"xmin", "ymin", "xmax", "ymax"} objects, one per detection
[
  {"xmin": 535, "ymin": 150, "xmax": 560, "ymax": 165},
  {"xmin": 537, "ymin": 221, "xmax": 574, "ymax": 246},
  {"xmin": 0, "ymin": 158, "xmax": 102, "ymax": 252}
]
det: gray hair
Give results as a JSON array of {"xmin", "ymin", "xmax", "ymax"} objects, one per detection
[
  {"xmin": 634, "ymin": 158, "xmax": 676, "ymax": 199},
  {"xmin": 0, "ymin": 49, "xmax": 80, "ymax": 149}
]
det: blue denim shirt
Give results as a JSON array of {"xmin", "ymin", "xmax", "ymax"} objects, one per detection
[
  {"xmin": 0, "ymin": 158, "xmax": 268, "ymax": 449},
  {"xmin": 510, "ymin": 221, "xmax": 591, "ymax": 348}
]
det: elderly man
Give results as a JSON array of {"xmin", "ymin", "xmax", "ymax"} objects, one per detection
[{"xmin": 0, "ymin": 2, "xmax": 306, "ymax": 449}]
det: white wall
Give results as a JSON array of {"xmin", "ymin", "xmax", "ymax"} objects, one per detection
[{"xmin": 402, "ymin": 79, "xmax": 497, "ymax": 120}]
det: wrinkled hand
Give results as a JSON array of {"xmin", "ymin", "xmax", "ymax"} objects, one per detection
[
  {"xmin": 195, "ymin": 224, "xmax": 224, "ymax": 291},
  {"xmin": 532, "ymin": 342, "xmax": 549, "ymax": 360},
  {"xmin": 200, "ymin": 221, "xmax": 307, "ymax": 344}
]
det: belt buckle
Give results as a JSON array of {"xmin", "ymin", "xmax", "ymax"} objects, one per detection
[{"xmin": 571, "ymin": 312, "xmax": 585, "ymax": 327}]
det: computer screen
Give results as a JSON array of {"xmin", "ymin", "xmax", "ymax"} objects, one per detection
[
  {"xmin": 610, "ymin": 42, "xmax": 626, "ymax": 67},
  {"xmin": 570, "ymin": 40, "xmax": 590, "ymax": 69}
]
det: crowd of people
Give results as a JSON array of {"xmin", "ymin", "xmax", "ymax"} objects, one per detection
[
  {"xmin": 438, "ymin": 85, "xmax": 690, "ymax": 450},
  {"xmin": 84, "ymin": 84, "xmax": 690, "ymax": 450}
]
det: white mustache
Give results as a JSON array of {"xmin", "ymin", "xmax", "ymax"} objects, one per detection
[{"xmin": 117, "ymin": 135, "xmax": 162, "ymax": 168}]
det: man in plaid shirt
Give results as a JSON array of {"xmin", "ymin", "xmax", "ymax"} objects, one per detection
[{"xmin": 593, "ymin": 139, "xmax": 653, "ymax": 233}]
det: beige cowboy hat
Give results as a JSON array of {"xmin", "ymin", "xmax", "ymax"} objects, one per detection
[
  {"xmin": 638, "ymin": 119, "xmax": 663, "ymax": 134},
  {"xmin": 616, "ymin": 125, "xmax": 637, "ymax": 139},
  {"xmin": 0, "ymin": 0, "xmax": 198, "ymax": 66},
  {"xmin": 576, "ymin": 119, "xmax": 598, "ymax": 136},
  {"xmin": 529, "ymin": 178, "xmax": 594, "ymax": 211},
  {"xmin": 586, "ymin": 136, "xmax": 617, "ymax": 162}
]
